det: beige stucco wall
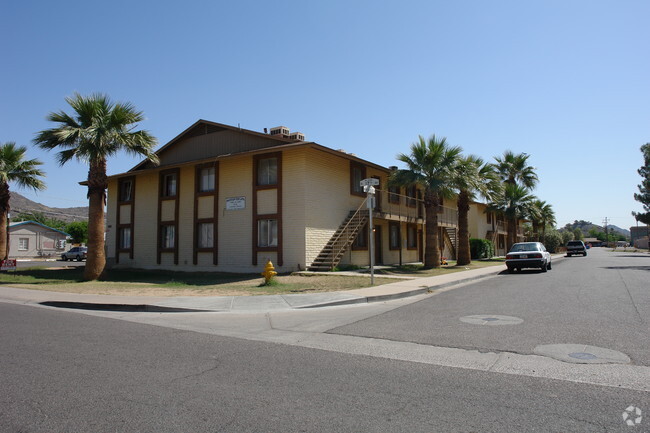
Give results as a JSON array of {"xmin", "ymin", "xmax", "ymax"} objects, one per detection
[
  {"xmin": 105, "ymin": 144, "xmax": 429, "ymax": 273},
  {"xmin": 9, "ymin": 223, "xmax": 67, "ymax": 258}
]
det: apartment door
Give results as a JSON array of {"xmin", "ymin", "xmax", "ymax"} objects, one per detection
[{"xmin": 374, "ymin": 226, "xmax": 383, "ymax": 265}]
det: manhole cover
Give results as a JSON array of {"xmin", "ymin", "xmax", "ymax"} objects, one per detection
[
  {"xmin": 459, "ymin": 315, "xmax": 524, "ymax": 326},
  {"xmin": 534, "ymin": 344, "xmax": 630, "ymax": 364}
]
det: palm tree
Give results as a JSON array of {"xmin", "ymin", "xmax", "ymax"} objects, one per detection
[
  {"xmin": 391, "ymin": 135, "xmax": 462, "ymax": 268},
  {"xmin": 452, "ymin": 156, "xmax": 501, "ymax": 265},
  {"xmin": 529, "ymin": 199, "xmax": 544, "ymax": 241},
  {"xmin": 0, "ymin": 142, "xmax": 46, "ymax": 259},
  {"xmin": 493, "ymin": 151, "xmax": 538, "ymax": 249},
  {"xmin": 34, "ymin": 93, "xmax": 158, "ymax": 280},
  {"xmin": 538, "ymin": 201, "xmax": 556, "ymax": 241},
  {"xmin": 488, "ymin": 183, "xmax": 535, "ymax": 249},
  {"xmin": 494, "ymin": 150, "xmax": 538, "ymax": 188}
]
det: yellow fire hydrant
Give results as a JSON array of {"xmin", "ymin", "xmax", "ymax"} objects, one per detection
[{"xmin": 261, "ymin": 260, "xmax": 277, "ymax": 284}]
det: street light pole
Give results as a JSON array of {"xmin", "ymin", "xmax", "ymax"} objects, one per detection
[
  {"xmin": 367, "ymin": 186, "xmax": 375, "ymax": 286},
  {"xmin": 361, "ymin": 178, "xmax": 379, "ymax": 286}
]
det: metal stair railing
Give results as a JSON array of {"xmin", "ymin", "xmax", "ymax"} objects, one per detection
[{"xmin": 309, "ymin": 199, "xmax": 369, "ymax": 271}]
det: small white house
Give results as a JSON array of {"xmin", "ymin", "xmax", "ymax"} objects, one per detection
[{"xmin": 9, "ymin": 221, "xmax": 69, "ymax": 258}]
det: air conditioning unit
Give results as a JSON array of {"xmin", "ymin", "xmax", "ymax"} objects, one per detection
[
  {"xmin": 269, "ymin": 126, "xmax": 290, "ymax": 137},
  {"xmin": 289, "ymin": 132, "xmax": 305, "ymax": 141}
]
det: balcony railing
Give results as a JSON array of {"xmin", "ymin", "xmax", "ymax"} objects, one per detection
[{"xmin": 371, "ymin": 189, "xmax": 457, "ymax": 226}]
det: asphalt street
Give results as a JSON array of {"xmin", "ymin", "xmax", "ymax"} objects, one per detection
[
  {"xmin": 331, "ymin": 247, "xmax": 650, "ymax": 365},
  {"xmin": 0, "ymin": 302, "xmax": 647, "ymax": 433},
  {"xmin": 1, "ymin": 247, "xmax": 649, "ymax": 432}
]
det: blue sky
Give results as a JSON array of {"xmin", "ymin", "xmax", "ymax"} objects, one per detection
[{"xmin": 2, "ymin": 0, "xmax": 648, "ymax": 230}]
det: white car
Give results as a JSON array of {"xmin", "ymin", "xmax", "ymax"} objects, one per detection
[{"xmin": 505, "ymin": 242, "xmax": 551, "ymax": 273}]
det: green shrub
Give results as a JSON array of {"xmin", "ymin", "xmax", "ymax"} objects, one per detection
[
  {"xmin": 470, "ymin": 238, "xmax": 494, "ymax": 259},
  {"xmin": 543, "ymin": 229, "xmax": 564, "ymax": 253}
]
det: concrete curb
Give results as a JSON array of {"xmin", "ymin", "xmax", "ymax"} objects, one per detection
[{"xmin": 1, "ymin": 255, "xmax": 566, "ymax": 313}]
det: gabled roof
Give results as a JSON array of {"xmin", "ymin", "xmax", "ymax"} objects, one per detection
[
  {"xmin": 129, "ymin": 119, "xmax": 299, "ymax": 172},
  {"xmin": 9, "ymin": 220, "xmax": 70, "ymax": 236},
  {"xmin": 108, "ymin": 119, "xmax": 389, "ymax": 180}
]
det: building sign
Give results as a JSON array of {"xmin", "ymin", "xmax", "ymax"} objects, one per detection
[
  {"xmin": 226, "ymin": 196, "xmax": 246, "ymax": 210},
  {"xmin": 1, "ymin": 259, "xmax": 17, "ymax": 271}
]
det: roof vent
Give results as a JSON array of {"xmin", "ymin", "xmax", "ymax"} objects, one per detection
[
  {"xmin": 289, "ymin": 132, "xmax": 305, "ymax": 141},
  {"xmin": 269, "ymin": 126, "xmax": 290, "ymax": 137}
]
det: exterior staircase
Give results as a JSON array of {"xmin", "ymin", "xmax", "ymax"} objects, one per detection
[
  {"xmin": 308, "ymin": 205, "xmax": 369, "ymax": 271},
  {"xmin": 443, "ymin": 227, "xmax": 457, "ymax": 260}
]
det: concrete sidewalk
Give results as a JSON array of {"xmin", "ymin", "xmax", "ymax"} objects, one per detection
[{"xmin": 0, "ymin": 264, "xmax": 511, "ymax": 313}]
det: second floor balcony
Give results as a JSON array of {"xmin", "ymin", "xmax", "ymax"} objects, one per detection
[{"xmin": 370, "ymin": 188, "xmax": 458, "ymax": 227}]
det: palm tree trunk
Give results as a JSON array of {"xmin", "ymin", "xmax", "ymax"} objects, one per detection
[
  {"xmin": 424, "ymin": 191, "xmax": 441, "ymax": 268},
  {"xmin": 84, "ymin": 159, "xmax": 107, "ymax": 281},
  {"xmin": 507, "ymin": 217, "xmax": 517, "ymax": 251},
  {"xmin": 456, "ymin": 191, "xmax": 471, "ymax": 266},
  {"xmin": 0, "ymin": 184, "xmax": 9, "ymax": 260}
]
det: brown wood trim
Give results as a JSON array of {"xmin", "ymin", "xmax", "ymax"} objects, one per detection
[
  {"xmin": 115, "ymin": 176, "xmax": 136, "ymax": 263},
  {"xmin": 252, "ymin": 152, "xmax": 282, "ymax": 266},
  {"xmin": 157, "ymin": 168, "xmax": 180, "ymax": 265},
  {"xmin": 389, "ymin": 222, "xmax": 401, "ymax": 250},
  {"xmin": 388, "ymin": 185, "xmax": 401, "ymax": 204},
  {"xmin": 350, "ymin": 161, "xmax": 366, "ymax": 197},
  {"xmin": 406, "ymin": 223, "xmax": 418, "ymax": 250},
  {"xmin": 406, "ymin": 185, "xmax": 417, "ymax": 208},
  {"xmin": 193, "ymin": 162, "xmax": 219, "ymax": 265}
]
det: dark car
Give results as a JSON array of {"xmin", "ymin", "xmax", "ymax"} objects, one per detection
[
  {"xmin": 566, "ymin": 240, "xmax": 587, "ymax": 256},
  {"xmin": 505, "ymin": 242, "xmax": 552, "ymax": 273},
  {"xmin": 62, "ymin": 246, "xmax": 87, "ymax": 261}
]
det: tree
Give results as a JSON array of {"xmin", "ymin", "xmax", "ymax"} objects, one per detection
[
  {"xmin": 561, "ymin": 229, "xmax": 574, "ymax": 245},
  {"xmin": 537, "ymin": 201, "xmax": 556, "ymax": 241},
  {"xmin": 573, "ymin": 228, "xmax": 583, "ymax": 240},
  {"xmin": 65, "ymin": 221, "xmax": 89, "ymax": 244},
  {"xmin": 0, "ymin": 142, "xmax": 46, "ymax": 259},
  {"xmin": 632, "ymin": 143, "xmax": 650, "ymax": 224},
  {"xmin": 493, "ymin": 151, "xmax": 538, "ymax": 249},
  {"xmin": 391, "ymin": 135, "xmax": 462, "ymax": 268},
  {"xmin": 494, "ymin": 150, "xmax": 538, "ymax": 189},
  {"xmin": 452, "ymin": 156, "xmax": 500, "ymax": 265},
  {"xmin": 34, "ymin": 93, "xmax": 158, "ymax": 280},
  {"xmin": 488, "ymin": 183, "xmax": 535, "ymax": 249}
]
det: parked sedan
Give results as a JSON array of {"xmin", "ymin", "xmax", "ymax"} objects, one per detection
[
  {"xmin": 505, "ymin": 242, "xmax": 551, "ymax": 273},
  {"xmin": 61, "ymin": 246, "xmax": 87, "ymax": 262}
]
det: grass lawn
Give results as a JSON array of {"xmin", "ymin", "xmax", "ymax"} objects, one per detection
[
  {"xmin": 374, "ymin": 258, "xmax": 504, "ymax": 278},
  {"xmin": 0, "ymin": 266, "xmax": 402, "ymax": 297},
  {"xmin": 0, "ymin": 258, "xmax": 505, "ymax": 296}
]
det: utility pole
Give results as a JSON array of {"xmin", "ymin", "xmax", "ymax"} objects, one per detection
[{"xmin": 602, "ymin": 217, "xmax": 609, "ymax": 246}]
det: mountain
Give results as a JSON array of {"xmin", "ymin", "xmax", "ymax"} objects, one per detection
[
  {"xmin": 9, "ymin": 192, "xmax": 88, "ymax": 223},
  {"xmin": 561, "ymin": 220, "xmax": 630, "ymax": 238},
  {"xmin": 608, "ymin": 225, "xmax": 631, "ymax": 237}
]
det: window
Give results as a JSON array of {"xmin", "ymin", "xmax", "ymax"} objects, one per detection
[
  {"xmin": 388, "ymin": 185, "xmax": 400, "ymax": 204},
  {"xmin": 406, "ymin": 186, "xmax": 417, "ymax": 207},
  {"xmin": 197, "ymin": 222, "xmax": 214, "ymax": 249},
  {"xmin": 162, "ymin": 173, "xmax": 177, "ymax": 197},
  {"xmin": 486, "ymin": 212, "xmax": 492, "ymax": 224},
  {"xmin": 199, "ymin": 167, "xmax": 215, "ymax": 193},
  {"xmin": 119, "ymin": 179, "xmax": 133, "ymax": 202},
  {"xmin": 350, "ymin": 164, "xmax": 365, "ymax": 195},
  {"xmin": 258, "ymin": 219, "xmax": 278, "ymax": 247},
  {"xmin": 119, "ymin": 227, "xmax": 132, "ymax": 249},
  {"xmin": 18, "ymin": 238, "xmax": 28, "ymax": 251},
  {"xmin": 389, "ymin": 223, "xmax": 401, "ymax": 250},
  {"xmin": 257, "ymin": 157, "xmax": 278, "ymax": 186},
  {"xmin": 161, "ymin": 225, "xmax": 175, "ymax": 249},
  {"xmin": 352, "ymin": 223, "xmax": 368, "ymax": 249},
  {"xmin": 407, "ymin": 225, "xmax": 417, "ymax": 249}
]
